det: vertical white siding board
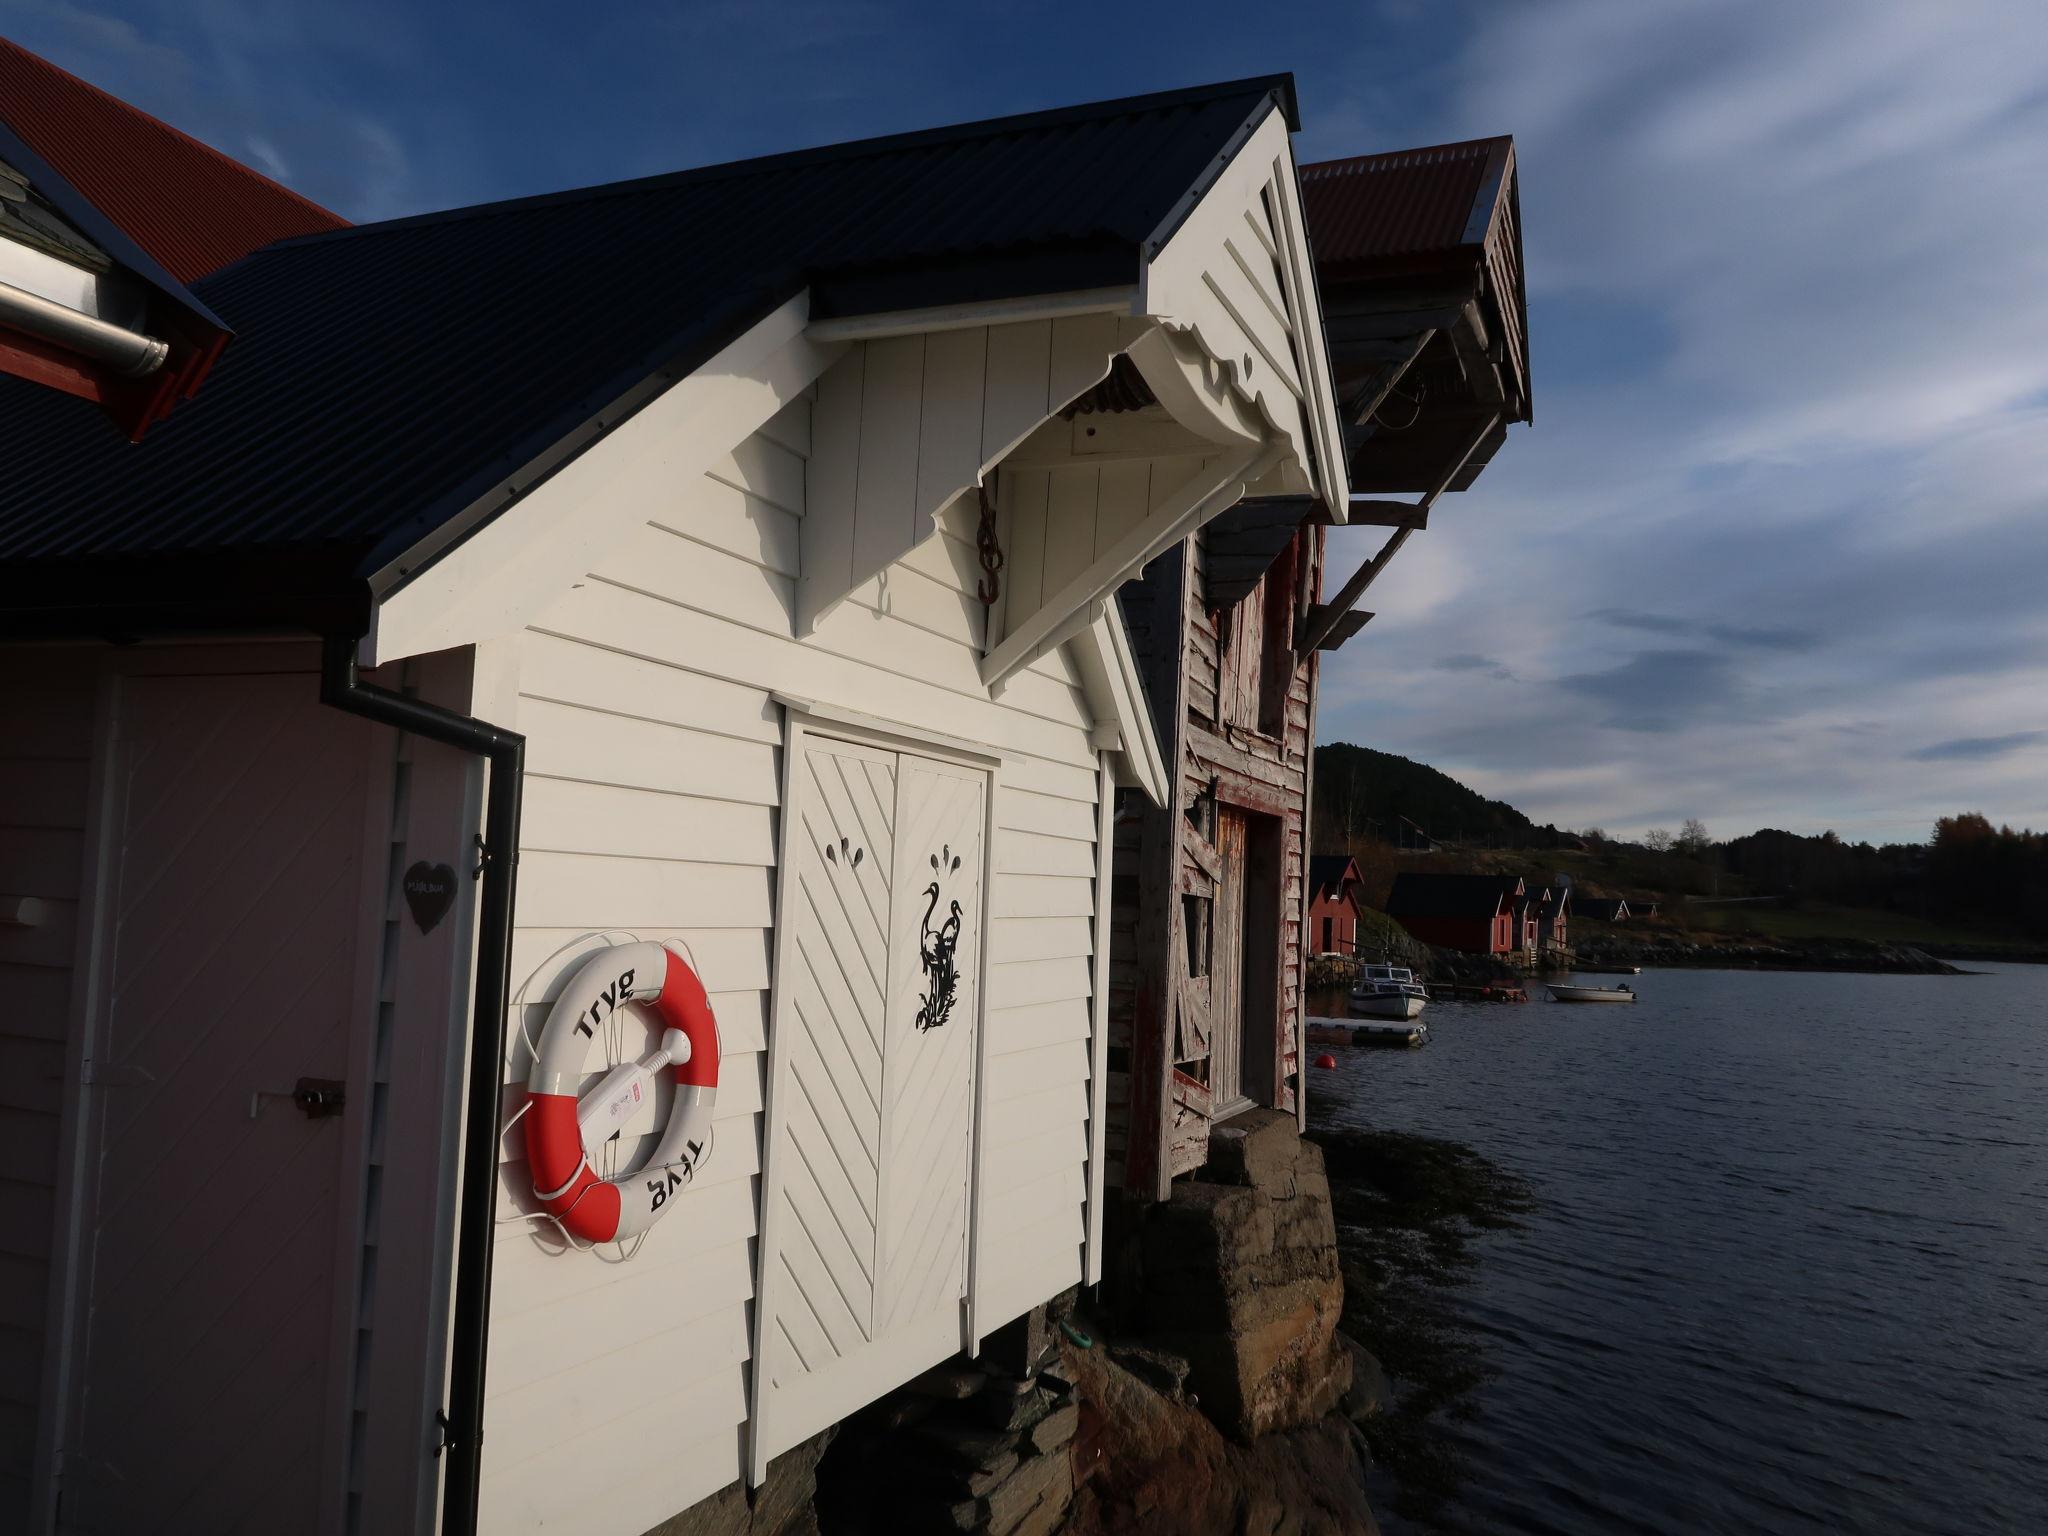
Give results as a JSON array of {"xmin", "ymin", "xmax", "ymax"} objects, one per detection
[
  {"xmin": 915, "ymin": 327, "xmax": 989, "ymax": 522},
  {"xmin": 1000, "ymin": 469, "xmax": 1049, "ymax": 631},
  {"xmin": 851, "ymin": 335, "xmax": 927, "ymax": 587},
  {"xmin": 1041, "ymin": 467, "xmax": 1101, "ymax": 599},
  {"xmin": 978, "ymin": 320, "xmax": 1053, "ymax": 467},
  {"xmin": 799, "ymin": 348, "xmax": 865, "ymax": 634},
  {"xmin": 1085, "ymin": 756, "xmax": 1115, "ymax": 1284},
  {"xmin": 1047, "ymin": 312, "xmax": 1121, "ymax": 410},
  {"xmin": 748, "ymin": 713, "xmax": 811, "ymax": 1485},
  {"xmin": 1093, "ymin": 460, "xmax": 1154, "ymax": 562}
]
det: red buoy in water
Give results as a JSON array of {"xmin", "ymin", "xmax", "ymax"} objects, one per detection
[{"xmin": 1313, "ymin": 1053, "xmax": 1338, "ymax": 1070}]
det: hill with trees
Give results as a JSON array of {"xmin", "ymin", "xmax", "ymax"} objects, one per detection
[
  {"xmin": 1312, "ymin": 744, "xmax": 2048, "ymax": 947},
  {"xmin": 1313, "ymin": 743, "xmax": 1554, "ymax": 849}
]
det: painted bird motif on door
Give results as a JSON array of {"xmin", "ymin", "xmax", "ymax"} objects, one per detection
[{"xmin": 916, "ymin": 846, "xmax": 964, "ymax": 1032}]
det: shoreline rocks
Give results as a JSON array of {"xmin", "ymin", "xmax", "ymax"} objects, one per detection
[{"xmin": 1575, "ymin": 937, "xmax": 1963, "ymax": 974}]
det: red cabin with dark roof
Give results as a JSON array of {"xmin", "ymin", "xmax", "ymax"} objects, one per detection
[
  {"xmin": 1386, "ymin": 871, "xmax": 1522, "ymax": 954},
  {"xmin": 1308, "ymin": 854, "xmax": 1367, "ymax": 955}
]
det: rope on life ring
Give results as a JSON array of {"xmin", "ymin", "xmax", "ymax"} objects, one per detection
[{"xmin": 523, "ymin": 941, "xmax": 719, "ymax": 1245}]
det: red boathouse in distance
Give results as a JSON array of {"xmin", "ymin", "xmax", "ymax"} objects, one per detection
[
  {"xmin": 1385, "ymin": 871, "xmax": 1523, "ymax": 955},
  {"xmin": 1308, "ymin": 854, "xmax": 1367, "ymax": 955}
]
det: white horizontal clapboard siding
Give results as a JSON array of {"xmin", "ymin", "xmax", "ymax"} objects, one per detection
[
  {"xmin": 485, "ymin": 391, "xmax": 1102, "ymax": 1533},
  {"xmin": 0, "ymin": 649, "xmax": 94, "ymax": 1532}
]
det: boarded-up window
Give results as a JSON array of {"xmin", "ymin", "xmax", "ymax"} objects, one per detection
[
  {"xmin": 1257, "ymin": 534, "xmax": 1301, "ymax": 736},
  {"xmin": 1217, "ymin": 531, "xmax": 1302, "ymax": 738},
  {"xmin": 1217, "ymin": 578, "xmax": 1265, "ymax": 731}
]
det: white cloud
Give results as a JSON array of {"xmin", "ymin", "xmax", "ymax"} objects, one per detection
[{"xmin": 1315, "ymin": 0, "xmax": 2048, "ymax": 845}]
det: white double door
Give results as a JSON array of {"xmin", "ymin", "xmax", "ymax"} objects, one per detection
[{"xmin": 751, "ymin": 730, "xmax": 988, "ymax": 1476}]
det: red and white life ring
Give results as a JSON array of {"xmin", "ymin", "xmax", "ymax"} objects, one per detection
[{"xmin": 524, "ymin": 941, "xmax": 719, "ymax": 1245}]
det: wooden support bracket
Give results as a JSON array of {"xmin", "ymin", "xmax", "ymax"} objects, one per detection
[{"xmin": 1304, "ymin": 608, "xmax": 1374, "ymax": 650}]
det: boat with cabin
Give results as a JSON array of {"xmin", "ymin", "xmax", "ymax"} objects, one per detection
[{"xmin": 1350, "ymin": 963, "xmax": 1429, "ymax": 1020}]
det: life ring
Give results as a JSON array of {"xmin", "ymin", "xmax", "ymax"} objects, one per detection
[{"xmin": 524, "ymin": 941, "xmax": 719, "ymax": 1244}]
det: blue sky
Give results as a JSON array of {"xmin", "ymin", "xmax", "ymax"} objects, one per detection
[{"xmin": 8, "ymin": 0, "xmax": 2045, "ymax": 845}]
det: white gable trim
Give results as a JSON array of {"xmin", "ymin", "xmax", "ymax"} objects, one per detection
[
  {"xmin": 806, "ymin": 286, "xmax": 1137, "ymax": 343},
  {"xmin": 362, "ymin": 294, "xmax": 843, "ymax": 668},
  {"xmin": 1139, "ymin": 107, "xmax": 1349, "ymax": 513},
  {"xmin": 1066, "ymin": 603, "xmax": 1169, "ymax": 807}
]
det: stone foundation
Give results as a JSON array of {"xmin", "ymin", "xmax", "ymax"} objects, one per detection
[
  {"xmin": 1109, "ymin": 1110, "xmax": 1352, "ymax": 1442},
  {"xmin": 669, "ymin": 1111, "xmax": 1373, "ymax": 1534},
  {"xmin": 1060, "ymin": 1333, "xmax": 1376, "ymax": 1536},
  {"xmin": 812, "ymin": 1312, "xmax": 1081, "ymax": 1536}
]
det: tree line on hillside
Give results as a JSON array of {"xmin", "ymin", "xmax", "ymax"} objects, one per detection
[
  {"xmin": 1312, "ymin": 744, "xmax": 2048, "ymax": 939},
  {"xmin": 1720, "ymin": 816, "xmax": 2048, "ymax": 936}
]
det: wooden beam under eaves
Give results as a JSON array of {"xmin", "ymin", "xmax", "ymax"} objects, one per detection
[
  {"xmin": 1346, "ymin": 500, "xmax": 1429, "ymax": 530},
  {"xmin": 1298, "ymin": 411, "xmax": 1499, "ymax": 654},
  {"xmin": 1306, "ymin": 608, "xmax": 1373, "ymax": 650}
]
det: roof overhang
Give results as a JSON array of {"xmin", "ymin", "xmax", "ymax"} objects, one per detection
[
  {"xmin": 1068, "ymin": 600, "xmax": 1170, "ymax": 806},
  {"xmin": 0, "ymin": 120, "xmax": 230, "ymax": 439},
  {"xmin": 362, "ymin": 290, "xmax": 838, "ymax": 668}
]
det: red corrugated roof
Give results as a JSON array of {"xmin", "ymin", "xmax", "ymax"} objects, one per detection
[
  {"xmin": 0, "ymin": 37, "xmax": 346, "ymax": 284},
  {"xmin": 1300, "ymin": 136, "xmax": 1510, "ymax": 268}
]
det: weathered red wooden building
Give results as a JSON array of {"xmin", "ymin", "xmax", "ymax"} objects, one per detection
[
  {"xmin": 1307, "ymin": 854, "xmax": 1367, "ymax": 955},
  {"xmin": 1386, "ymin": 872, "xmax": 1523, "ymax": 955},
  {"xmin": 1106, "ymin": 134, "xmax": 1533, "ymax": 1200}
]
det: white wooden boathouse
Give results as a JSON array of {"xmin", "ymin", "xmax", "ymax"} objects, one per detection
[{"xmin": 0, "ymin": 76, "xmax": 1348, "ymax": 1536}]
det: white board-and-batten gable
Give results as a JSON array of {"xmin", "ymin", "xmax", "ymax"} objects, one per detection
[
  {"xmin": 789, "ymin": 102, "xmax": 1348, "ymax": 694},
  {"xmin": 360, "ymin": 91, "xmax": 1346, "ymax": 724}
]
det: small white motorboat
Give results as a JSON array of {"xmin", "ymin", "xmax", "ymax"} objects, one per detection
[
  {"xmin": 1547, "ymin": 983, "xmax": 1638, "ymax": 1004},
  {"xmin": 1351, "ymin": 963, "xmax": 1429, "ymax": 1020}
]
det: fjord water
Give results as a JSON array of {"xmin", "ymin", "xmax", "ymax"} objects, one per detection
[{"xmin": 1310, "ymin": 963, "xmax": 2048, "ymax": 1534}]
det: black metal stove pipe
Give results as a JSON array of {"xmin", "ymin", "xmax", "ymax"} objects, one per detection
[{"xmin": 320, "ymin": 635, "xmax": 523, "ymax": 1536}]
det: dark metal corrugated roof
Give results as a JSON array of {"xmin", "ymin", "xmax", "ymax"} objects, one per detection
[
  {"xmin": 0, "ymin": 75, "xmax": 1293, "ymax": 636},
  {"xmin": 1298, "ymin": 137, "xmax": 1510, "ymax": 272},
  {"xmin": 0, "ymin": 37, "xmax": 346, "ymax": 286},
  {"xmin": 1385, "ymin": 871, "xmax": 1514, "ymax": 920},
  {"xmin": 1308, "ymin": 854, "xmax": 1356, "ymax": 901}
]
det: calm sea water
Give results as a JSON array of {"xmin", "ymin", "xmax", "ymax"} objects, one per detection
[{"xmin": 1308, "ymin": 963, "xmax": 2048, "ymax": 1535}]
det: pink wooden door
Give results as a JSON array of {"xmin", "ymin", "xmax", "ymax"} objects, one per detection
[{"xmin": 59, "ymin": 671, "xmax": 379, "ymax": 1534}]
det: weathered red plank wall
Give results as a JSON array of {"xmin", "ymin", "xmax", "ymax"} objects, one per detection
[{"xmin": 1105, "ymin": 521, "xmax": 1323, "ymax": 1199}]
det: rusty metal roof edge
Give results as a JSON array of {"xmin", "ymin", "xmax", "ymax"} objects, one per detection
[
  {"xmin": 1460, "ymin": 138, "xmax": 1515, "ymax": 251},
  {"xmin": 0, "ymin": 117, "xmax": 228, "ymax": 337},
  {"xmin": 1299, "ymin": 134, "xmax": 1514, "ymax": 179}
]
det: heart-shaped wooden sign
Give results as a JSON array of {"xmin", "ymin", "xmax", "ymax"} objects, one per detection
[{"xmin": 403, "ymin": 861, "xmax": 458, "ymax": 934}]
